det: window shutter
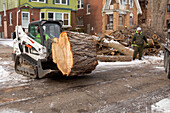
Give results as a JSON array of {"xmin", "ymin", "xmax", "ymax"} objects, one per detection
[
  {"xmin": 67, "ymin": 0, "xmax": 69, "ymax": 5},
  {"xmin": 46, "ymin": 0, "xmax": 48, "ymax": 4},
  {"xmin": 29, "ymin": 0, "xmax": 31, "ymax": 2},
  {"xmin": 53, "ymin": 0, "xmax": 55, "ymax": 4}
]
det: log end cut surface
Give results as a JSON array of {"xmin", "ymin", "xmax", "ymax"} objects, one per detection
[{"xmin": 52, "ymin": 32, "xmax": 74, "ymax": 75}]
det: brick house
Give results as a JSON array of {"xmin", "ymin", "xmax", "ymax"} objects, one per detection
[
  {"xmin": 76, "ymin": 0, "xmax": 142, "ymax": 34},
  {"xmin": 0, "ymin": 0, "xmax": 77, "ymax": 38}
]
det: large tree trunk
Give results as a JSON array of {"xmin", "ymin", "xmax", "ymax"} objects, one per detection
[
  {"xmin": 150, "ymin": 0, "xmax": 169, "ymax": 35},
  {"xmin": 102, "ymin": 40, "xmax": 134, "ymax": 56},
  {"xmin": 52, "ymin": 31, "xmax": 98, "ymax": 76}
]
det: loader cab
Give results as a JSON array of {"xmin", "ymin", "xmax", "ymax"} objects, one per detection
[{"xmin": 28, "ymin": 20, "xmax": 62, "ymax": 46}]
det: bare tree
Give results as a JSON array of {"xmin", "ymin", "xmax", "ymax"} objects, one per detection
[{"xmin": 150, "ymin": 0, "xmax": 169, "ymax": 35}]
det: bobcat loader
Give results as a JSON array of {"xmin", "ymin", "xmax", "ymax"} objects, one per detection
[{"xmin": 12, "ymin": 20, "xmax": 98, "ymax": 79}]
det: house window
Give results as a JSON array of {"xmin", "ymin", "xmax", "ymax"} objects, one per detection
[
  {"xmin": 55, "ymin": 13, "xmax": 62, "ymax": 21},
  {"xmin": 10, "ymin": 12, "xmax": 12, "ymax": 25},
  {"xmin": 168, "ymin": 4, "xmax": 170, "ymax": 12},
  {"xmin": 0, "ymin": 15, "xmax": 2, "ymax": 26},
  {"xmin": 130, "ymin": 16, "xmax": 133, "ymax": 26},
  {"xmin": 31, "ymin": 0, "xmax": 46, "ymax": 3},
  {"xmin": 77, "ymin": 16, "xmax": 84, "ymax": 26},
  {"xmin": 64, "ymin": 14, "xmax": 69, "ymax": 25},
  {"xmin": 120, "ymin": 0, "xmax": 128, "ymax": 5},
  {"xmin": 107, "ymin": 15, "xmax": 113, "ymax": 30},
  {"xmin": 40, "ymin": 12, "xmax": 45, "ymax": 20},
  {"xmin": 130, "ymin": 0, "xmax": 133, "ymax": 8},
  {"xmin": 3, "ymin": 3, "xmax": 6, "ymax": 16},
  {"xmin": 55, "ymin": 0, "xmax": 67, "ymax": 5},
  {"xmin": 122, "ymin": 0, "xmax": 126, "ymax": 5},
  {"xmin": 48, "ymin": 13, "xmax": 54, "ymax": 20},
  {"xmin": 119, "ymin": 15, "xmax": 123, "ymax": 26},
  {"xmin": 87, "ymin": 4, "xmax": 90, "ymax": 14},
  {"xmin": 78, "ymin": 0, "xmax": 83, "ymax": 9},
  {"xmin": 48, "ymin": 12, "xmax": 70, "ymax": 26}
]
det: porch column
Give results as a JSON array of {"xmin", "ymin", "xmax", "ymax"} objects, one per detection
[
  {"xmin": 125, "ymin": 12, "xmax": 130, "ymax": 28},
  {"xmin": 113, "ymin": 11, "xmax": 119, "ymax": 31},
  {"xmin": 3, "ymin": 17, "xmax": 7, "ymax": 38},
  {"xmin": 102, "ymin": 12, "xmax": 107, "ymax": 33}
]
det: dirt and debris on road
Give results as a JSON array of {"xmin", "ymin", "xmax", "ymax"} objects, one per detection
[{"xmin": 0, "ymin": 41, "xmax": 170, "ymax": 113}]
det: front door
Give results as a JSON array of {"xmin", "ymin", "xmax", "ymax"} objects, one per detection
[{"xmin": 22, "ymin": 12, "xmax": 30, "ymax": 30}]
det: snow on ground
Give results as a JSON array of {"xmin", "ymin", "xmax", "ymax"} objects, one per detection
[
  {"xmin": 151, "ymin": 98, "xmax": 170, "ymax": 113},
  {"xmin": 0, "ymin": 108, "xmax": 25, "ymax": 113},
  {"xmin": 0, "ymin": 65, "xmax": 10, "ymax": 83},
  {"xmin": 97, "ymin": 55, "xmax": 163, "ymax": 68},
  {"xmin": 0, "ymin": 60, "xmax": 30, "ymax": 88},
  {"xmin": 0, "ymin": 38, "xmax": 13, "ymax": 47}
]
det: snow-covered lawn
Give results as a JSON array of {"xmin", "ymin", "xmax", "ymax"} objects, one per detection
[{"xmin": 0, "ymin": 38, "xmax": 13, "ymax": 47}]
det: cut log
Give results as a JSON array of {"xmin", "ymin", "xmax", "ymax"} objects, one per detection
[
  {"xmin": 97, "ymin": 55, "xmax": 133, "ymax": 62},
  {"xmin": 119, "ymin": 42, "xmax": 129, "ymax": 47},
  {"xmin": 152, "ymin": 34, "xmax": 158, "ymax": 40},
  {"xmin": 144, "ymin": 39, "xmax": 154, "ymax": 47},
  {"xmin": 52, "ymin": 31, "xmax": 98, "ymax": 76},
  {"xmin": 97, "ymin": 49, "xmax": 118, "ymax": 55},
  {"xmin": 102, "ymin": 39, "xmax": 134, "ymax": 56}
]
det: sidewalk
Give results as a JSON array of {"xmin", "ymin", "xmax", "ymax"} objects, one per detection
[{"xmin": 0, "ymin": 38, "xmax": 13, "ymax": 47}]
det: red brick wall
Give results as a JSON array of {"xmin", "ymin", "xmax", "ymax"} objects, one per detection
[
  {"xmin": 71, "ymin": 11, "xmax": 77, "ymax": 29},
  {"xmin": 7, "ymin": 8, "xmax": 19, "ymax": 38},
  {"xmin": 0, "ymin": 7, "xmax": 41, "ymax": 38},
  {"xmin": 0, "ymin": 8, "xmax": 19, "ymax": 38},
  {"xmin": 77, "ymin": 0, "xmax": 103, "ymax": 34},
  {"xmin": 30, "ymin": 8, "xmax": 40, "ymax": 22}
]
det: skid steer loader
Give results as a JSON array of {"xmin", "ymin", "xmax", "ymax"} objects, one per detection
[{"xmin": 12, "ymin": 20, "xmax": 63, "ymax": 78}]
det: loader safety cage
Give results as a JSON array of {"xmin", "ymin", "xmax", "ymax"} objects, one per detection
[{"xmin": 28, "ymin": 20, "xmax": 63, "ymax": 46}]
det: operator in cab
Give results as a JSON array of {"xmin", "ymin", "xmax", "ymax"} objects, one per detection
[{"xmin": 35, "ymin": 28, "xmax": 50, "ymax": 44}]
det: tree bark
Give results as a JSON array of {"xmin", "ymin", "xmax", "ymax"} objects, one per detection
[
  {"xmin": 52, "ymin": 31, "xmax": 98, "ymax": 76},
  {"xmin": 150, "ymin": 0, "xmax": 169, "ymax": 35}
]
